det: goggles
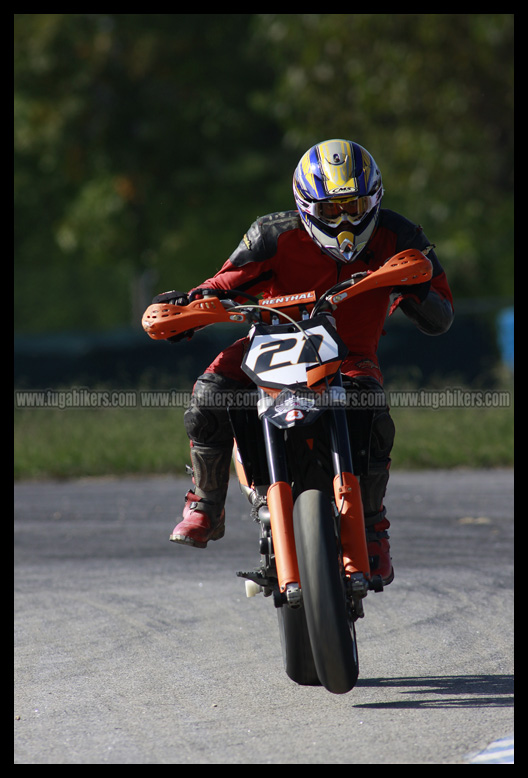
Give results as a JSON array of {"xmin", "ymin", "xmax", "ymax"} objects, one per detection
[{"xmin": 314, "ymin": 192, "xmax": 382, "ymax": 225}]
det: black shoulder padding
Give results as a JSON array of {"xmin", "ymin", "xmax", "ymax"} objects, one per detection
[
  {"xmin": 378, "ymin": 208, "xmax": 443, "ymax": 275},
  {"xmin": 378, "ymin": 209, "xmax": 429, "ymax": 252},
  {"xmin": 229, "ymin": 210, "xmax": 302, "ymax": 266}
]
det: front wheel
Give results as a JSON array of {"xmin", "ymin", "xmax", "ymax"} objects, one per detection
[
  {"xmin": 277, "ymin": 603, "xmax": 321, "ymax": 686},
  {"xmin": 293, "ymin": 489, "xmax": 359, "ymax": 694}
]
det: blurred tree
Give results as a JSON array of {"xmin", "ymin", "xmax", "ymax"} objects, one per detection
[
  {"xmin": 14, "ymin": 14, "xmax": 513, "ymax": 334},
  {"xmin": 252, "ymin": 13, "xmax": 514, "ymax": 298},
  {"xmin": 14, "ymin": 13, "xmax": 289, "ymax": 332}
]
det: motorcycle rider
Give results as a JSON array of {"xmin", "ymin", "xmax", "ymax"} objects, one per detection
[{"xmin": 157, "ymin": 139, "xmax": 454, "ymax": 584}]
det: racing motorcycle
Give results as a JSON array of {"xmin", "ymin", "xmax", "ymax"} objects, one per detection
[{"xmin": 142, "ymin": 249, "xmax": 432, "ymax": 694}]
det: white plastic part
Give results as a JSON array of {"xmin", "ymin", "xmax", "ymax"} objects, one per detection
[{"xmin": 245, "ymin": 580, "xmax": 263, "ymax": 598}]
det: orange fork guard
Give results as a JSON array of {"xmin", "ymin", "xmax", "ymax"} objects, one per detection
[
  {"xmin": 328, "ymin": 248, "xmax": 432, "ymax": 306},
  {"xmin": 267, "ymin": 481, "xmax": 300, "ymax": 592},
  {"xmin": 333, "ymin": 472, "xmax": 370, "ymax": 578}
]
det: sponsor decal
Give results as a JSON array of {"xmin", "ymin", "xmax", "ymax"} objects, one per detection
[
  {"xmin": 260, "ymin": 291, "xmax": 316, "ymax": 307},
  {"xmin": 329, "ymin": 186, "xmax": 358, "ymax": 194},
  {"xmin": 355, "ymin": 358, "xmax": 379, "ymax": 370},
  {"xmin": 285, "ymin": 409, "xmax": 305, "ymax": 422}
]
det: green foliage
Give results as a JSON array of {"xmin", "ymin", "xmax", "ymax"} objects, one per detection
[
  {"xmin": 14, "ymin": 14, "xmax": 513, "ymax": 334},
  {"xmin": 255, "ymin": 14, "xmax": 514, "ymax": 297},
  {"xmin": 14, "ymin": 405, "xmax": 190, "ymax": 479},
  {"xmin": 14, "ymin": 13, "xmax": 289, "ymax": 331},
  {"xmin": 391, "ymin": 403, "xmax": 514, "ymax": 469}
]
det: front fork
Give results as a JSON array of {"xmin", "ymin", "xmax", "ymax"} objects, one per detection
[
  {"xmin": 260, "ymin": 378, "xmax": 371, "ymax": 604},
  {"xmin": 261, "ymin": 398, "xmax": 301, "ymax": 605},
  {"xmin": 326, "ymin": 379, "xmax": 371, "ymax": 582}
]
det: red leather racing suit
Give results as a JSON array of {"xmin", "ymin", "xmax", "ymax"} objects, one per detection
[
  {"xmin": 180, "ymin": 208, "xmax": 454, "ymax": 541},
  {"xmin": 192, "ymin": 208, "xmax": 454, "ymax": 384}
]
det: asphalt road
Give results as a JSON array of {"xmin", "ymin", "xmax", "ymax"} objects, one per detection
[{"xmin": 14, "ymin": 469, "xmax": 514, "ymax": 764}]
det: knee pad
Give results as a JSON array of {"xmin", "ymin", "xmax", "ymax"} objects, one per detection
[
  {"xmin": 370, "ymin": 410, "xmax": 395, "ymax": 463},
  {"xmin": 184, "ymin": 373, "xmax": 241, "ymax": 446}
]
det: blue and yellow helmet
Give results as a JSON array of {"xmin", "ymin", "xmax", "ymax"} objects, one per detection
[{"xmin": 293, "ymin": 139, "xmax": 383, "ymax": 263}]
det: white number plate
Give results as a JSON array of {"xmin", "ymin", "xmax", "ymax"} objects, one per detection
[{"xmin": 242, "ymin": 319, "xmax": 346, "ymax": 388}]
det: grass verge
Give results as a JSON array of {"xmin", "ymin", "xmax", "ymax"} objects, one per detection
[{"xmin": 14, "ymin": 386, "xmax": 513, "ymax": 480}]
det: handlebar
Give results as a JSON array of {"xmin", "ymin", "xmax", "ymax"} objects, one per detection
[{"xmin": 142, "ymin": 248, "xmax": 432, "ymax": 341}]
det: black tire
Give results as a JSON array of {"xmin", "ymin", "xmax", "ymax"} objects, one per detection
[
  {"xmin": 293, "ymin": 489, "xmax": 359, "ymax": 694},
  {"xmin": 277, "ymin": 602, "xmax": 321, "ymax": 686}
]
